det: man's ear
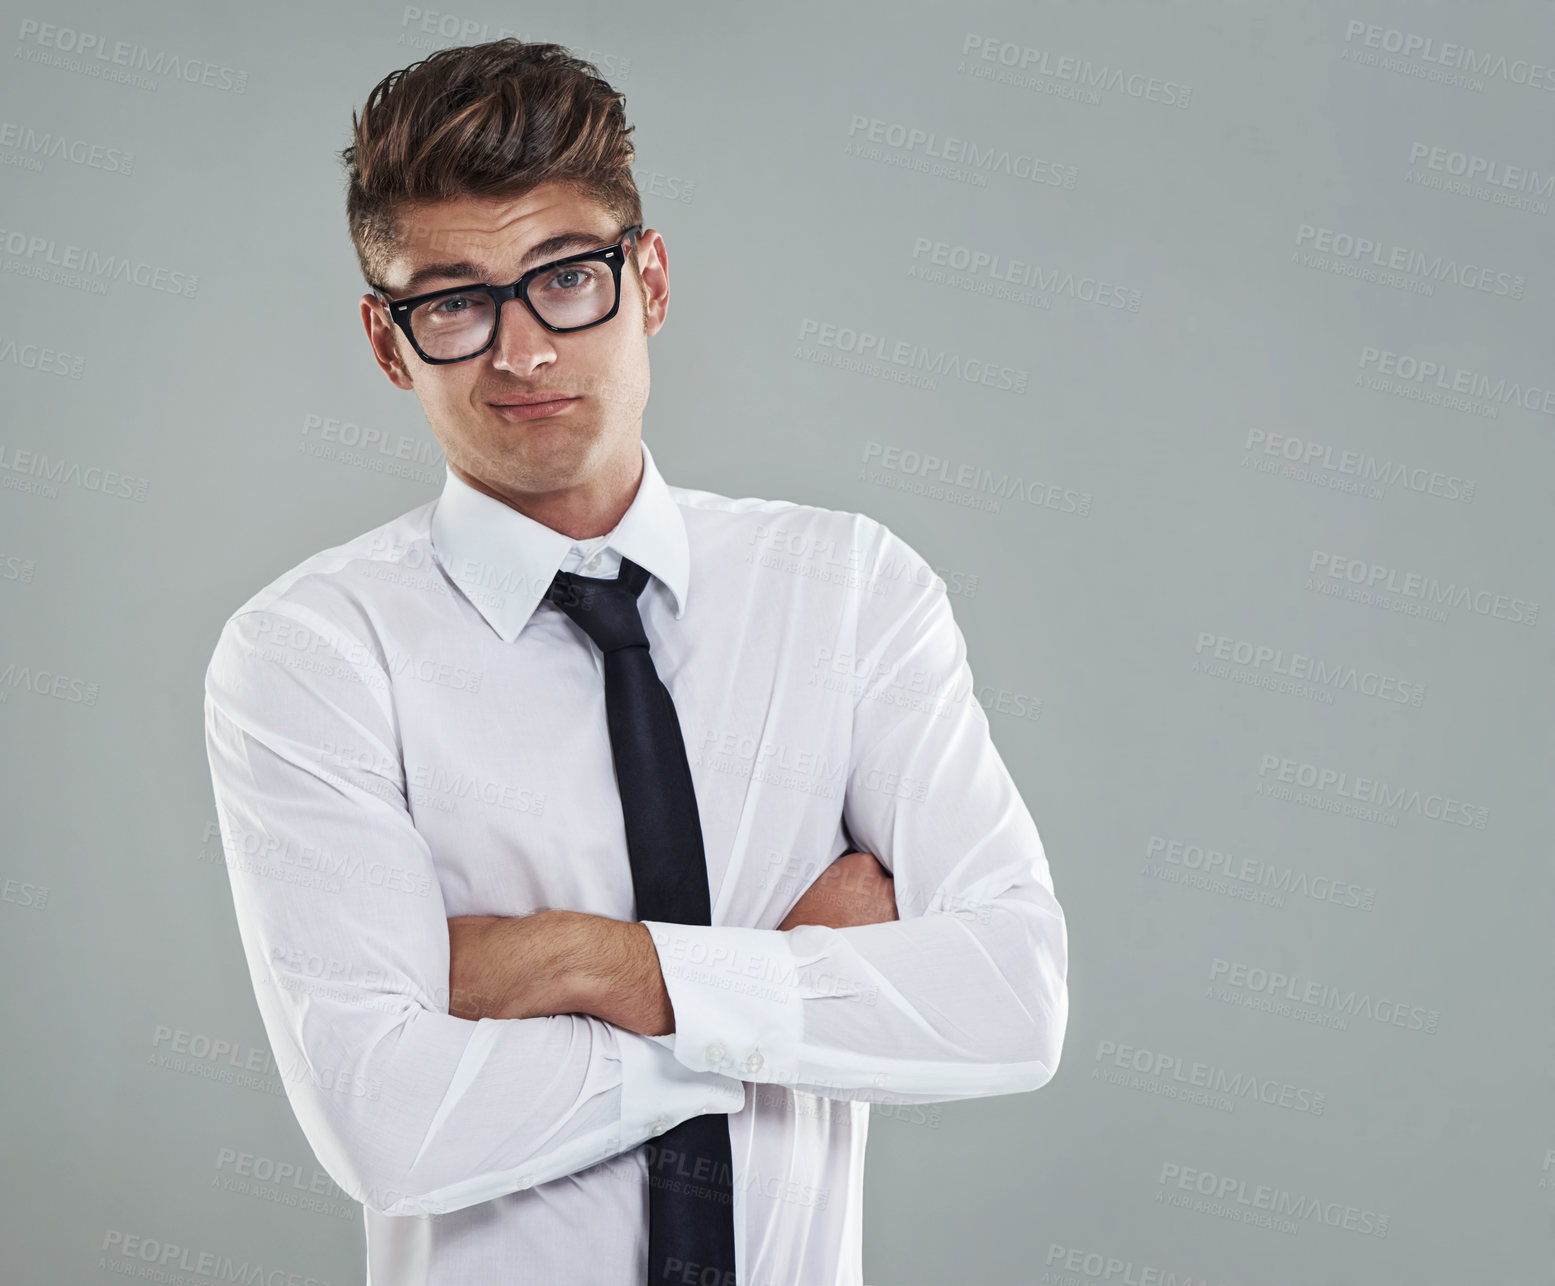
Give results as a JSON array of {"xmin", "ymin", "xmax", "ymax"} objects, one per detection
[{"xmin": 361, "ymin": 292, "xmax": 415, "ymax": 389}]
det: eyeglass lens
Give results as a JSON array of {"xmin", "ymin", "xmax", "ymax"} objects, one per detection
[{"xmin": 408, "ymin": 258, "xmax": 618, "ymax": 359}]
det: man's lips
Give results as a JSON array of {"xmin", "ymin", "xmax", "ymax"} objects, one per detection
[{"xmin": 488, "ymin": 394, "xmax": 580, "ymax": 407}]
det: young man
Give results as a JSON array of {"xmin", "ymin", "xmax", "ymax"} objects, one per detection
[{"xmin": 203, "ymin": 38, "xmax": 1068, "ymax": 1286}]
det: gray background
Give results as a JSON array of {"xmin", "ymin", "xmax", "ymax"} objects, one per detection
[{"xmin": 1, "ymin": 1, "xmax": 1551, "ymax": 1283}]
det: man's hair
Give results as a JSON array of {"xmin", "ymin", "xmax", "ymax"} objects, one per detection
[{"xmin": 339, "ymin": 39, "xmax": 642, "ymax": 291}]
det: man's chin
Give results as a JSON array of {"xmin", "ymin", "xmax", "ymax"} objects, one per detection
[{"xmin": 483, "ymin": 419, "xmax": 600, "ymax": 467}]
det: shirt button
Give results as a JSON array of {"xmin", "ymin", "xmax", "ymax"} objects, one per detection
[
  {"xmin": 649, "ymin": 1117, "xmax": 670, "ymax": 1134},
  {"xmin": 516, "ymin": 1174, "xmax": 533, "ymax": 1190},
  {"xmin": 743, "ymin": 1051, "xmax": 764, "ymax": 1073},
  {"xmin": 706, "ymin": 1042, "xmax": 726, "ymax": 1063},
  {"xmin": 585, "ymin": 554, "xmax": 602, "ymax": 571}
]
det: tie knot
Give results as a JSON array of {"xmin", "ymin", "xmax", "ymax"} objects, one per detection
[{"xmin": 546, "ymin": 556, "xmax": 653, "ymax": 653}]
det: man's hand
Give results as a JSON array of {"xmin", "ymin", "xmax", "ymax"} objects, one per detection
[{"xmin": 778, "ymin": 850, "xmax": 898, "ymax": 931}]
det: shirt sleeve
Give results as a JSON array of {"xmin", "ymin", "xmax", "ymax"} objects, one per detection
[
  {"xmin": 203, "ymin": 603, "xmax": 745, "ymax": 1217},
  {"xmin": 641, "ymin": 518, "xmax": 1068, "ymax": 1105}
]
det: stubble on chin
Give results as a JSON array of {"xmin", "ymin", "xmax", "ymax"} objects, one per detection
[{"xmin": 468, "ymin": 413, "xmax": 610, "ymax": 492}]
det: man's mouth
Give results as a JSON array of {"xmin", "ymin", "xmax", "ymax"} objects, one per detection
[
  {"xmin": 488, "ymin": 394, "xmax": 582, "ymax": 420},
  {"xmin": 488, "ymin": 393, "xmax": 580, "ymax": 407}
]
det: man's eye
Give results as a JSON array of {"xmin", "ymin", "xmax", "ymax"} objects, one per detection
[{"xmin": 542, "ymin": 265, "xmax": 602, "ymax": 292}]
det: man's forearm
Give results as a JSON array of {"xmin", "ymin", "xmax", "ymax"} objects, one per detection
[
  {"xmin": 449, "ymin": 852, "xmax": 896, "ymax": 1038},
  {"xmin": 575, "ymin": 918, "xmax": 676, "ymax": 1036},
  {"xmin": 448, "ymin": 909, "xmax": 675, "ymax": 1036}
]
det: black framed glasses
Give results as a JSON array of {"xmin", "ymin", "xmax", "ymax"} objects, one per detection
[{"xmin": 374, "ymin": 225, "xmax": 643, "ymax": 365}]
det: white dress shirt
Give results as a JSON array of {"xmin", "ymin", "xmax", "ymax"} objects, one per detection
[{"xmin": 202, "ymin": 437, "xmax": 1069, "ymax": 1286}]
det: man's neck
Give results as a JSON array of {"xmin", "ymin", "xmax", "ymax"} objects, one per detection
[{"xmin": 454, "ymin": 441, "xmax": 644, "ymax": 542}]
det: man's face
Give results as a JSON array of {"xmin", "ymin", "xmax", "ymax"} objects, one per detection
[{"xmin": 360, "ymin": 181, "xmax": 667, "ymax": 502}]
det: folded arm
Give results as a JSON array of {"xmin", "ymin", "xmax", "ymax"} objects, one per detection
[
  {"xmin": 202, "ymin": 605, "xmax": 744, "ymax": 1217},
  {"xmin": 447, "ymin": 849, "xmax": 901, "ymax": 1034},
  {"xmin": 641, "ymin": 521, "xmax": 1069, "ymax": 1106}
]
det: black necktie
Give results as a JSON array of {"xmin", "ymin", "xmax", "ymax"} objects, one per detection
[{"xmin": 545, "ymin": 555, "xmax": 739, "ymax": 1286}]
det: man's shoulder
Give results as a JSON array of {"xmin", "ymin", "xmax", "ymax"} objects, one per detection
[
  {"xmin": 669, "ymin": 479, "xmax": 942, "ymax": 596},
  {"xmin": 667, "ymin": 478, "xmax": 903, "ymax": 556},
  {"xmin": 209, "ymin": 497, "xmax": 439, "ymax": 652}
]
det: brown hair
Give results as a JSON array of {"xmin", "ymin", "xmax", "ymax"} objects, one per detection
[{"xmin": 339, "ymin": 39, "xmax": 642, "ymax": 290}]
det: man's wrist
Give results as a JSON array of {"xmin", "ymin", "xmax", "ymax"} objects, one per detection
[{"xmin": 571, "ymin": 917, "xmax": 675, "ymax": 1037}]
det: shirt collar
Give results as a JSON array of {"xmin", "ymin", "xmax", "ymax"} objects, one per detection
[{"xmin": 430, "ymin": 437, "xmax": 688, "ymax": 644}]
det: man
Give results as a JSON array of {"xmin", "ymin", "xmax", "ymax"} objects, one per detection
[{"xmin": 202, "ymin": 37, "xmax": 1067, "ymax": 1286}]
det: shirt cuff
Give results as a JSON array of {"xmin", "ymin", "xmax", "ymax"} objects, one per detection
[
  {"xmin": 614, "ymin": 1028, "xmax": 746, "ymax": 1145},
  {"xmin": 641, "ymin": 921, "xmax": 806, "ymax": 1083}
]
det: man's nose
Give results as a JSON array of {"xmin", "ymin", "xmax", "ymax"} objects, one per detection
[{"xmin": 489, "ymin": 296, "xmax": 560, "ymax": 371}]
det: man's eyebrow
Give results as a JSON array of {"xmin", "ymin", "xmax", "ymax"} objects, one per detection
[{"xmin": 397, "ymin": 230, "xmax": 615, "ymax": 294}]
